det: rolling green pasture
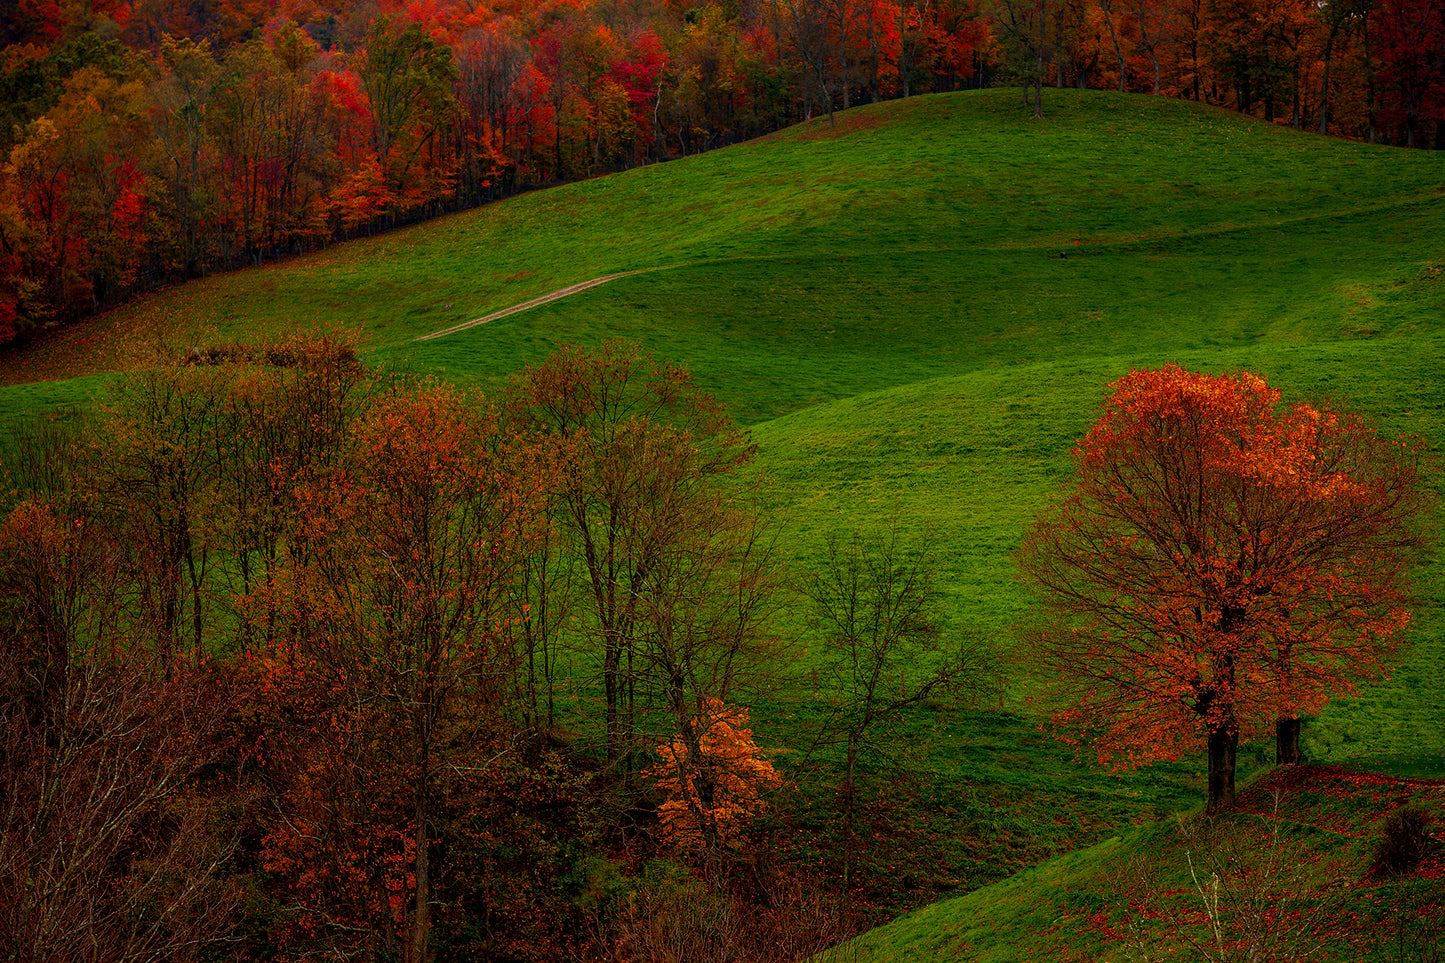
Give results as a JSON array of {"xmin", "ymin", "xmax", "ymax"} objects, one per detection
[
  {"xmin": 2, "ymin": 87, "xmax": 1442, "ymax": 938},
  {"xmin": 841, "ymin": 764, "xmax": 1445, "ymax": 962}
]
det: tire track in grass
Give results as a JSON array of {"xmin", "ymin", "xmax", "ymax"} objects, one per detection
[{"xmin": 413, "ymin": 267, "xmax": 663, "ymax": 342}]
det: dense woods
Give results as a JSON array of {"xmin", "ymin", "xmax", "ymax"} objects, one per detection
[
  {"xmin": 1, "ymin": 0, "xmax": 1442, "ymax": 346},
  {"xmin": 0, "ymin": 336, "xmax": 954, "ymax": 961}
]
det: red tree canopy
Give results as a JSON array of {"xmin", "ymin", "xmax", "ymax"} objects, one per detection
[{"xmin": 1020, "ymin": 365, "xmax": 1431, "ymax": 807}]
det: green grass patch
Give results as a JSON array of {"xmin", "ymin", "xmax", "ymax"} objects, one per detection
[{"xmin": 841, "ymin": 765, "xmax": 1445, "ymax": 962}]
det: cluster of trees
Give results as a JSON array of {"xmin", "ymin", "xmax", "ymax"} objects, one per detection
[
  {"xmin": 0, "ymin": 0, "xmax": 988, "ymax": 344},
  {"xmin": 2, "ymin": 336, "xmax": 1433, "ymax": 955},
  {"xmin": 1, "ymin": 336, "xmax": 987, "ymax": 961},
  {"xmin": 991, "ymin": 0, "xmax": 1445, "ymax": 138}
]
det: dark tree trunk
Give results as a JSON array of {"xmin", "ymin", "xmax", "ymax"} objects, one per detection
[
  {"xmin": 1318, "ymin": 24, "xmax": 1337, "ymax": 135},
  {"xmin": 841, "ymin": 730, "xmax": 859, "ymax": 898},
  {"xmin": 411, "ymin": 787, "xmax": 430, "ymax": 963},
  {"xmin": 604, "ymin": 635, "xmax": 620, "ymax": 762},
  {"xmin": 1034, "ymin": 52, "xmax": 1045, "ymax": 118},
  {"xmin": 1103, "ymin": 0, "xmax": 1126, "ymax": 91},
  {"xmin": 1275, "ymin": 716, "xmax": 1301, "ymax": 764},
  {"xmin": 1207, "ymin": 717, "xmax": 1238, "ymax": 811},
  {"xmin": 1364, "ymin": 16, "xmax": 1377, "ymax": 142}
]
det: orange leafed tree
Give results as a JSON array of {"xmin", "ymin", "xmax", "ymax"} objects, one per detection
[
  {"xmin": 1019, "ymin": 365, "xmax": 1431, "ymax": 811},
  {"xmin": 254, "ymin": 379, "xmax": 548, "ymax": 963},
  {"xmin": 648, "ymin": 699, "xmax": 782, "ymax": 857}
]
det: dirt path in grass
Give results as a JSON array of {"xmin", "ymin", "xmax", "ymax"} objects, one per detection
[{"xmin": 413, "ymin": 267, "xmax": 661, "ymax": 342}]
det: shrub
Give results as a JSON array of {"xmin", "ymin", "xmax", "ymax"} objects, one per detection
[{"xmin": 1369, "ymin": 807, "xmax": 1436, "ymax": 878}]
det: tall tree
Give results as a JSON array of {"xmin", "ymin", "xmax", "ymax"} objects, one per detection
[
  {"xmin": 1316, "ymin": 0, "xmax": 1370, "ymax": 133},
  {"xmin": 150, "ymin": 34, "xmax": 218, "ymax": 278},
  {"xmin": 808, "ymin": 530, "xmax": 990, "ymax": 893},
  {"xmin": 280, "ymin": 380, "xmax": 546, "ymax": 963},
  {"xmin": 85, "ymin": 363, "xmax": 230, "ymax": 674},
  {"xmin": 631, "ymin": 496, "xmax": 780, "ymax": 866},
  {"xmin": 994, "ymin": 0, "xmax": 1056, "ymax": 115},
  {"xmin": 1019, "ymin": 365, "xmax": 1431, "ymax": 810},
  {"xmin": 356, "ymin": 15, "xmax": 459, "ymax": 215},
  {"xmin": 505, "ymin": 342, "xmax": 757, "ymax": 783}
]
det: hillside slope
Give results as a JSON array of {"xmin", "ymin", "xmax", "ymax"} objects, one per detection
[
  {"xmin": 4, "ymin": 89, "xmax": 1444, "ymax": 420},
  {"xmin": 1, "ymin": 88, "xmax": 1441, "ymax": 930},
  {"xmin": 839, "ymin": 765, "xmax": 1445, "ymax": 962}
]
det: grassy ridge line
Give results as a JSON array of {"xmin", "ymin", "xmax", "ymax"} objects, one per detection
[{"xmin": 3, "ymin": 89, "xmax": 1443, "ymax": 390}]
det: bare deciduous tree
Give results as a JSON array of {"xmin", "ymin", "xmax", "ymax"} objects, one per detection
[
  {"xmin": 0, "ymin": 501, "xmax": 241, "ymax": 963},
  {"xmin": 807, "ymin": 529, "xmax": 992, "ymax": 895}
]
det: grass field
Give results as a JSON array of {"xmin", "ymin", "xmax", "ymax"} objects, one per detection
[
  {"xmin": 2, "ymin": 87, "xmax": 1442, "ymax": 943},
  {"xmin": 842, "ymin": 764, "xmax": 1445, "ymax": 962}
]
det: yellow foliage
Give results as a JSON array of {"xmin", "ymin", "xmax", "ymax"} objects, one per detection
[{"xmin": 648, "ymin": 699, "xmax": 781, "ymax": 852}]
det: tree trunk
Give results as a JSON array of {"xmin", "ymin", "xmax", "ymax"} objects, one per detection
[
  {"xmin": 1034, "ymin": 51, "xmax": 1045, "ymax": 119},
  {"xmin": 1364, "ymin": 17, "xmax": 1376, "ymax": 143},
  {"xmin": 1103, "ymin": 0, "xmax": 1126, "ymax": 92},
  {"xmin": 604, "ymin": 634, "xmax": 620, "ymax": 762},
  {"xmin": 899, "ymin": 0, "xmax": 910, "ymax": 98},
  {"xmin": 1318, "ymin": 26, "xmax": 1336, "ymax": 135},
  {"xmin": 410, "ymin": 714, "xmax": 432, "ymax": 963},
  {"xmin": 1206, "ymin": 716, "xmax": 1238, "ymax": 811},
  {"xmin": 841, "ymin": 731, "xmax": 858, "ymax": 899},
  {"xmin": 1275, "ymin": 716, "xmax": 1301, "ymax": 765},
  {"xmin": 411, "ymin": 787, "xmax": 430, "ymax": 963}
]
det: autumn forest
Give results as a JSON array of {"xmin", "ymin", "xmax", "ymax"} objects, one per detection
[
  {"xmin": 3, "ymin": 0, "xmax": 1445, "ymax": 956},
  {"xmin": 2, "ymin": 0, "xmax": 1445, "ymax": 344}
]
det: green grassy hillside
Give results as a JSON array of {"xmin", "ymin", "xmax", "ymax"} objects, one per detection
[
  {"xmin": 2, "ymin": 87, "xmax": 1442, "ymax": 938},
  {"xmin": 840, "ymin": 765, "xmax": 1445, "ymax": 962},
  {"xmin": 6, "ymin": 90, "xmax": 1444, "ymax": 419}
]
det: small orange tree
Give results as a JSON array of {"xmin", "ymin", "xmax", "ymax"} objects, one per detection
[
  {"xmin": 648, "ymin": 699, "xmax": 781, "ymax": 859},
  {"xmin": 1020, "ymin": 365, "xmax": 1431, "ymax": 810}
]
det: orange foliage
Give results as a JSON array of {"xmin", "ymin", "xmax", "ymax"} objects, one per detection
[
  {"xmin": 239, "ymin": 646, "xmax": 422, "ymax": 952},
  {"xmin": 648, "ymin": 699, "xmax": 782, "ymax": 852},
  {"xmin": 1021, "ymin": 365, "xmax": 1431, "ymax": 807}
]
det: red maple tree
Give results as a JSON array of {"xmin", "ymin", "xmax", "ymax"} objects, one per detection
[{"xmin": 1019, "ymin": 365, "xmax": 1432, "ymax": 810}]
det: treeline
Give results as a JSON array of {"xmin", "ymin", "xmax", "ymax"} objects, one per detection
[
  {"xmin": 0, "ymin": 337, "xmax": 981, "ymax": 962},
  {"xmin": 1, "ymin": 0, "xmax": 1441, "ymax": 346},
  {"xmin": 0, "ymin": 0, "xmax": 987, "ymax": 345},
  {"xmin": 990, "ymin": 0, "xmax": 1445, "ymax": 142}
]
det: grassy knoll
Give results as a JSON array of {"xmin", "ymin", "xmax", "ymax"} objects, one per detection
[
  {"xmin": 739, "ymin": 340, "xmax": 1443, "ymax": 916},
  {"xmin": 840, "ymin": 764, "xmax": 1445, "ymax": 962},
  {"xmin": 5, "ymin": 89, "xmax": 1444, "ymax": 411},
  {"xmin": 1, "ymin": 87, "xmax": 1442, "ymax": 933}
]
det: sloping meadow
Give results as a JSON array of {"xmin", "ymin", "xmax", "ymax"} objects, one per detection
[{"xmin": 2, "ymin": 88, "xmax": 1442, "ymax": 924}]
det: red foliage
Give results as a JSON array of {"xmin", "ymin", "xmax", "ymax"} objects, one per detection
[
  {"xmin": 1375, "ymin": 0, "xmax": 1445, "ymax": 143},
  {"xmin": 1021, "ymin": 366, "xmax": 1431, "ymax": 809}
]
